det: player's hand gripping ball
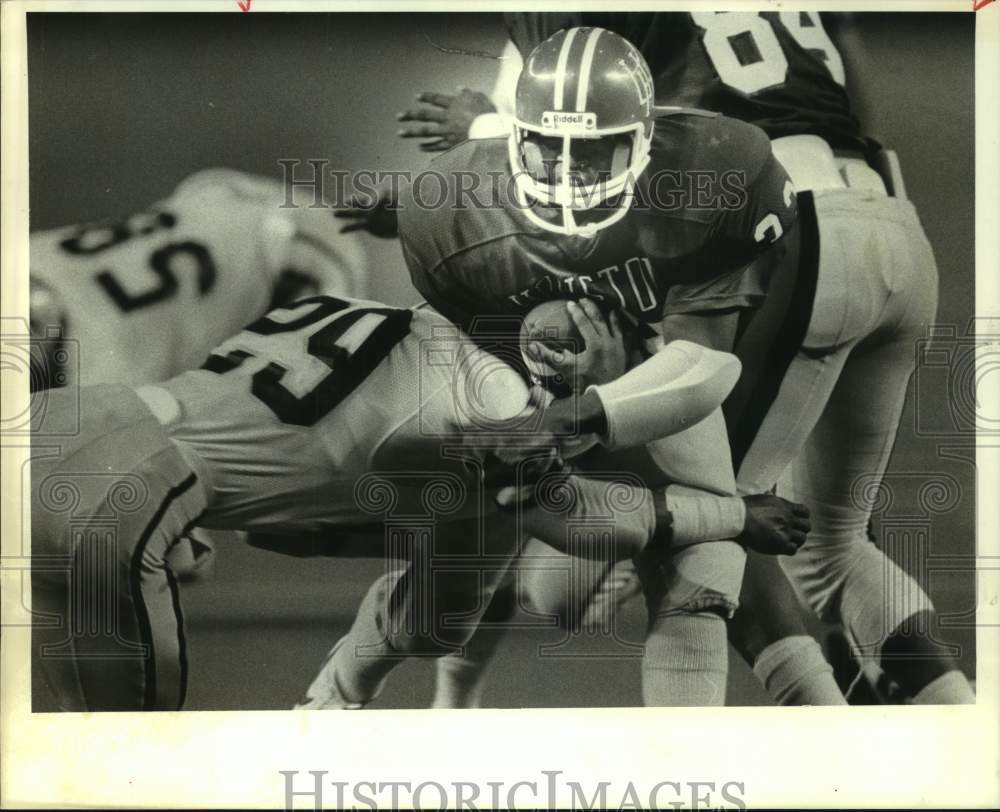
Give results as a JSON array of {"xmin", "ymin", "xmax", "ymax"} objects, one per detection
[{"xmin": 522, "ymin": 298, "xmax": 628, "ymax": 395}]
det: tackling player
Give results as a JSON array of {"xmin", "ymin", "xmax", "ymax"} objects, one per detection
[
  {"xmin": 29, "ymin": 168, "xmax": 370, "ymax": 578},
  {"xmin": 32, "ymin": 294, "xmax": 803, "ymax": 711}
]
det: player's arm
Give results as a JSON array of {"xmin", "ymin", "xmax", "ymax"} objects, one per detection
[
  {"xmin": 538, "ymin": 338, "xmax": 741, "ymax": 446},
  {"xmin": 522, "ymin": 310, "xmax": 808, "ymax": 557},
  {"xmin": 396, "ymin": 36, "xmax": 527, "ymax": 146},
  {"xmin": 502, "ymin": 311, "xmax": 807, "ymax": 557},
  {"xmin": 528, "ymin": 341, "xmax": 808, "ymax": 556},
  {"xmin": 524, "ymin": 298, "xmax": 740, "ymax": 445},
  {"xmin": 659, "ymin": 138, "xmax": 799, "ymax": 350},
  {"xmin": 504, "ymin": 471, "xmax": 809, "ymax": 560},
  {"xmin": 644, "ymin": 146, "xmax": 800, "ymax": 545},
  {"xmin": 395, "ymin": 12, "xmax": 581, "ymax": 148}
]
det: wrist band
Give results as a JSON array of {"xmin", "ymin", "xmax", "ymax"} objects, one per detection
[{"xmin": 663, "ymin": 486, "xmax": 746, "ymax": 546}]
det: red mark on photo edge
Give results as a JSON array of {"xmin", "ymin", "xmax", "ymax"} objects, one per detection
[
  {"xmin": 237, "ymin": 0, "xmax": 252, "ymax": 11},
  {"xmin": 974, "ymin": 0, "xmax": 995, "ymax": 10}
]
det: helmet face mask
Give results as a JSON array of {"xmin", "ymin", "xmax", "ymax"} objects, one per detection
[{"xmin": 508, "ymin": 27, "xmax": 655, "ymax": 237}]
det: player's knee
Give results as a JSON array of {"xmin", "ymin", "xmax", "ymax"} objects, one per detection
[
  {"xmin": 519, "ymin": 566, "xmax": 575, "ymax": 627},
  {"xmin": 642, "ymin": 539, "xmax": 745, "ymax": 622},
  {"xmin": 778, "ymin": 530, "xmax": 864, "ymax": 622},
  {"xmin": 781, "ymin": 531, "xmax": 934, "ymax": 646},
  {"xmin": 379, "ymin": 580, "xmax": 486, "ymax": 658},
  {"xmin": 651, "ymin": 595, "xmax": 736, "ymax": 623}
]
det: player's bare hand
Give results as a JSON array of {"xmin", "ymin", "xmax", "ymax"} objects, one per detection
[
  {"xmin": 479, "ymin": 388, "xmax": 565, "ymax": 501},
  {"xmin": 397, "ymin": 88, "xmax": 497, "ymax": 151},
  {"xmin": 334, "ymin": 188, "xmax": 399, "ymax": 238},
  {"xmin": 467, "ymin": 385, "xmax": 557, "ymax": 467},
  {"xmin": 739, "ymin": 494, "xmax": 811, "ymax": 556},
  {"xmin": 526, "ymin": 300, "xmax": 627, "ymax": 393},
  {"xmin": 537, "ymin": 388, "xmax": 608, "ymax": 440}
]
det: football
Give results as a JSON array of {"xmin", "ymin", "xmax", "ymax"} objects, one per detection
[{"xmin": 520, "ymin": 298, "xmax": 585, "ymax": 354}]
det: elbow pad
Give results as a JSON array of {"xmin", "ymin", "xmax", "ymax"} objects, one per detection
[{"xmin": 588, "ymin": 340, "xmax": 741, "ymax": 451}]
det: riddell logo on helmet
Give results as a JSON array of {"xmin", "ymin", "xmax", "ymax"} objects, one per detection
[{"xmin": 542, "ymin": 111, "xmax": 597, "ymax": 131}]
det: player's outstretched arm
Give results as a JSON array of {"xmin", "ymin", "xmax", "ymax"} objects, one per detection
[{"xmin": 500, "ymin": 474, "xmax": 809, "ymax": 562}]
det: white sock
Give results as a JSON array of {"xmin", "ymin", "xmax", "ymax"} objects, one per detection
[
  {"xmin": 753, "ymin": 636, "xmax": 847, "ymax": 706},
  {"xmin": 431, "ymin": 579, "xmax": 517, "ymax": 708},
  {"xmin": 333, "ymin": 571, "xmax": 406, "ymax": 704},
  {"xmin": 642, "ymin": 611, "xmax": 728, "ymax": 706},
  {"xmin": 432, "ymin": 654, "xmax": 490, "ymax": 709},
  {"xmin": 913, "ymin": 669, "xmax": 975, "ymax": 705}
]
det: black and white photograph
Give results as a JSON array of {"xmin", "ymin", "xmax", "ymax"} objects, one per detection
[{"xmin": 1, "ymin": 1, "xmax": 998, "ymax": 808}]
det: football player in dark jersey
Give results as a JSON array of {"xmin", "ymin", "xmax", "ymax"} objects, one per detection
[
  {"xmin": 319, "ymin": 27, "xmax": 801, "ymax": 709},
  {"xmin": 404, "ymin": 13, "xmax": 972, "ymax": 707}
]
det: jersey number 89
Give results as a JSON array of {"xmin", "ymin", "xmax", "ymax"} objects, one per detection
[{"xmin": 692, "ymin": 12, "xmax": 846, "ymax": 95}]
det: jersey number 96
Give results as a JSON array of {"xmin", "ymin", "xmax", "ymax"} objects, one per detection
[{"xmin": 202, "ymin": 296, "xmax": 412, "ymax": 427}]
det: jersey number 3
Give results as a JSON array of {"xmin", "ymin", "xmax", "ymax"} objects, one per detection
[
  {"xmin": 202, "ymin": 296, "xmax": 413, "ymax": 427},
  {"xmin": 692, "ymin": 12, "xmax": 846, "ymax": 95}
]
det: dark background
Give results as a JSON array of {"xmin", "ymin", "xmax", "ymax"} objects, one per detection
[{"xmin": 28, "ymin": 12, "xmax": 976, "ymax": 708}]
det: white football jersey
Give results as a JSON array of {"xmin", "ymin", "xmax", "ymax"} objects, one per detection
[
  {"xmin": 30, "ymin": 169, "xmax": 369, "ymax": 387},
  {"xmin": 154, "ymin": 296, "xmax": 531, "ymax": 533}
]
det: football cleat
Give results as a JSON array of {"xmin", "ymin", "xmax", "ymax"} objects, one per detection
[{"xmin": 295, "ymin": 637, "xmax": 368, "ymax": 710}]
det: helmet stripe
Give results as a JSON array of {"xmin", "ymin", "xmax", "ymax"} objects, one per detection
[
  {"xmin": 574, "ymin": 27, "xmax": 603, "ymax": 113},
  {"xmin": 552, "ymin": 27, "xmax": 578, "ymax": 111}
]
